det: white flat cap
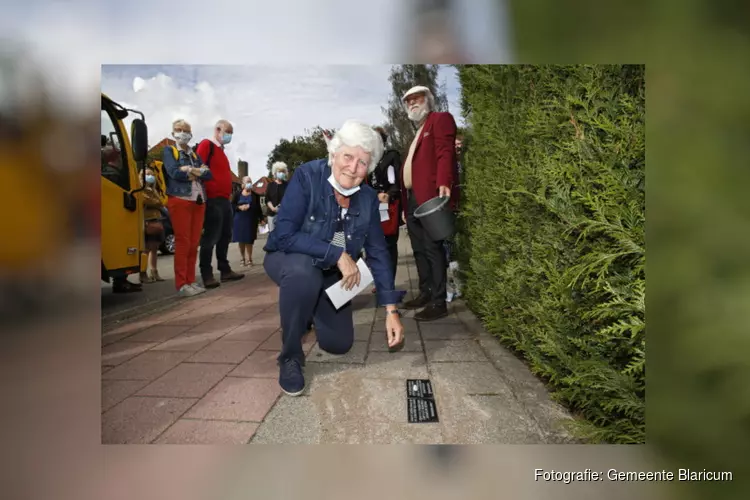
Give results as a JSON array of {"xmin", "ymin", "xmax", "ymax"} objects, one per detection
[{"xmin": 402, "ymin": 85, "xmax": 432, "ymax": 101}]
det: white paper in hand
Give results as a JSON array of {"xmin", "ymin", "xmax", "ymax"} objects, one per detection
[
  {"xmin": 379, "ymin": 202, "xmax": 390, "ymax": 222},
  {"xmin": 325, "ymin": 258, "xmax": 374, "ymax": 310}
]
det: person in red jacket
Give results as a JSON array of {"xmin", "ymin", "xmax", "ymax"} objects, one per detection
[
  {"xmin": 196, "ymin": 119, "xmax": 245, "ymax": 288},
  {"xmin": 400, "ymin": 85, "xmax": 457, "ymax": 321}
]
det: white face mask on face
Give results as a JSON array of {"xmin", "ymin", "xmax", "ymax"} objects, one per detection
[
  {"xmin": 328, "ymin": 174, "xmax": 360, "ymax": 197},
  {"xmin": 173, "ymin": 131, "xmax": 192, "ymax": 145}
]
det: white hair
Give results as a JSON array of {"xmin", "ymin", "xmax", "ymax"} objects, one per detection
[
  {"xmin": 271, "ymin": 161, "xmax": 288, "ymax": 175},
  {"xmin": 327, "ymin": 120, "xmax": 384, "ymax": 174},
  {"xmin": 402, "ymin": 85, "xmax": 436, "ymax": 113}
]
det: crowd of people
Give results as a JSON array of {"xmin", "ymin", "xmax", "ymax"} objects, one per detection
[{"xmin": 130, "ymin": 84, "xmax": 459, "ymax": 396}]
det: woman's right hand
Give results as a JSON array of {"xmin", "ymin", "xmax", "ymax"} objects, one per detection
[{"xmin": 337, "ymin": 252, "xmax": 360, "ymax": 291}]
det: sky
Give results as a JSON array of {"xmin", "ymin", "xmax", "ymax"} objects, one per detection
[{"xmin": 100, "ymin": 65, "xmax": 464, "ymax": 181}]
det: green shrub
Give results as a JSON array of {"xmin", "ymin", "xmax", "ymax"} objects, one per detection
[{"xmin": 456, "ymin": 65, "xmax": 645, "ymax": 443}]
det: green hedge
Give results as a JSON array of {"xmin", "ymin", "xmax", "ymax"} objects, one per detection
[{"xmin": 456, "ymin": 65, "xmax": 645, "ymax": 443}]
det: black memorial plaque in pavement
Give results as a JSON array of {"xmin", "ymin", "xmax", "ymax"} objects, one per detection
[{"xmin": 406, "ymin": 379, "xmax": 439, "ymax": 423}]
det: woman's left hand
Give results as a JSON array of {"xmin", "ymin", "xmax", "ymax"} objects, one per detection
[{"xmin": 385, "ymin": 312, "xmax": 404, "ymax": 348}]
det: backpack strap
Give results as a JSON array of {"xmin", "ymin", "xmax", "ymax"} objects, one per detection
[
  {"xmin": 170, "ymin": 145, "xmax": 179, "ymax": 161},
  {"xmin": 204, "ymin": 141, "xmax": 215, "ymax": 166}
]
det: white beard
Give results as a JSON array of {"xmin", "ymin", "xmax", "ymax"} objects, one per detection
[{"xmin": 407, "ymin": 104, "xmax": 429, "ymax": 123}]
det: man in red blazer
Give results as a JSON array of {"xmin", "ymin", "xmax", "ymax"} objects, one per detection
[{"xmin": 400, "ymin": 85, "xmax": 458, "ymax": 321}]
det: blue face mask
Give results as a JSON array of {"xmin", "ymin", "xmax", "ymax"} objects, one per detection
[
  {"xmin": 222, "ymin": 133, "xmax": 232, "ymax": 145},
  {"xmin": 245, "ymin": 183, "xmax": 252, "ymax": 190},
  {"xmin": 145, "ymin": 175, "xmax": 155, "ymax": 184},
  {"xmin": 277, "ymin": 172, "xmax": 287, "ymax": 181}
]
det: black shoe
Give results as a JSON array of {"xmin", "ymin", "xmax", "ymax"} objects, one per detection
[
  {"xmin": 221, "ymin": 270, "xmax": 245, "ymax": 282},
  {"xmin": 403, "ymin": 293, "xmax": 430, "ymax": 310},
  {"xmin": 279, "ymin": 358, "xmax": 305, "ymax": 396},
  {"xmin": 202, "ymin": 276, "xmax": 221, "ymax": 289},
  {"xmin": 415, "ymin": 303, "xmax": 449, "ymax": 322},
  {"xmin": 113, "ymin": 280, "xmax": 142, "ymax": 293}
]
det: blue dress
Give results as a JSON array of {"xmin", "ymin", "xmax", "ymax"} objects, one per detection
[{"xmin": 232, "ymin": 192, "xmax": 258, "ymax": 244}]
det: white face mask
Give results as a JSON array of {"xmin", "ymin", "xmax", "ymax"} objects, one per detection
[
  {"xmin": 173, "ymin": 131, "xmax": 192, "ymax": 145},
  {"xmin": 328, "ymin": 174, "xmax": 360, "ymax": 197}
]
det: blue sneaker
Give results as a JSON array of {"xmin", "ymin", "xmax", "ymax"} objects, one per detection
[{"xmin": 279, "ymin": 358, "xmax": 305, "ymax": 396}]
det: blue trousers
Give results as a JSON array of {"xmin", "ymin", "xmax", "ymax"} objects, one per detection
[{"xmin": 264, "ymin": 252, "xmax": 354, "ymax": 364}]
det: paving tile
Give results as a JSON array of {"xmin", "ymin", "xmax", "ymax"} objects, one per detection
[
  {"xmin": 423, "ymin": 340, "xmax": 488, "ymax": 363},
  {"xmin": 151, "ymin": 330, "xmax": 227, "ymax": 352},
  {"xmin": 419, "ymin": 322, "xmax": 474, "ymax": 341},
  {"xmin": 362, "ymin": 352, "xmax": 429, "ymax": 379},
  {"xmin": 162, "ymin": 311, "xmax": 216, "ymax": 327},
  {"xmin": 101, "ymin": 351, "xmax": 193, "ymax": 381},
  {"xmin": 185, "ymin": 377, "xmax": 281, "ymax": 422},
  {"xmin": 188, "ymin": 340, "xmax": 261, "ymax": 364},
  {"xmin": 223, "ymin": 321, "xmax": 278, "ymax": 341},
  {"xmin": 257, "ymin": 331, "xmax": 282, "ymax": 350},
  {"xmin": 154, "ymin": 419, "xmax": 259, "ymax": 444},
  {"xmin": 136, "ymin": 362, "xmax": 235, "ymax": 398},
  {"xmin": 303, "ymin": 362, "xmax": 363, "ymax": 394},
  {"xmin": 353, "ymin": 323, "xmax": 372, "ymax": 342},
  {"xmin": 102, "ymin": 379, "xmax": 150, "ymax": 413},
  {"xmin": 430, "ymin": 362, "xmax": 515, "ymax": 397},
  {"xmin": 322, "ymin": 421, "xmax": 443, "ymax": 444},
  {"xmin": 230, "ymin": 350, "xmax": 280, "ymax": 378},
  {"xmin": 353, "ymin": 309, "xmax": 375, "ymax": 326},
  {"xmin": 307, "ymin": 341, "xmax": 368, "ymax": 364},
  {"xmin": 222, "ymin": 305, "xmax": 266, "ymax": 321},
  {"xmin": 102, "ymin": 318, "xmax": 160, "ymax": 344},
  {"xmin": 125, "ymin": 325, "xmax": 191, "ymax": 343},
  {"xmin": 307, "ymin": 377, "xmax": 442, "ymax": 443},
  {"xmin": 102, "ymin": 396, "xmax": 197, "ymax": 444},
  {"xmin": 250, "ymin": 396, "xmax": 323, "ymax": 444},
  {"xmin": 368, "ymin": 326, "xmax": 423, "ymax": 352},
  {"xmin": 187, "ymin": 318, "xmax": 247, "ymax": 334},
  {"xmin": 101, "ymin": 341, "xmax": 158, "ymax": 367},
  {"xmin": 436, "ymin": 394, "xmax": 543, "ymax": 444}
]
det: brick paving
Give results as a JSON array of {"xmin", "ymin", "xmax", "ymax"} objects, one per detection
[{"xmin": 101, "ymin": 233, "xmax": 577, "ymax": 444}]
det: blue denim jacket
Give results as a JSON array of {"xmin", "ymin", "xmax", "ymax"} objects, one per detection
[
  {"xmin": 264, "ymin": 159, "xmax": 402, "ymax": 306},
  {"xmin": 162, "ymin": 146, "xmax": 212, "ymax": 198}
]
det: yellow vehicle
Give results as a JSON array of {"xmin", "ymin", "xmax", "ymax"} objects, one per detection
[{"xmin": 100, "ymin": 93, "xmax": 151, "ymax": 289}]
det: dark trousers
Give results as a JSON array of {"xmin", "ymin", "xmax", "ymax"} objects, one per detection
[
  {"xmin": 406, "ymin": 192, "xmax": 447, "ymax": 306},
  {"xmin": 199, "ymin": 197, "xmax": 233, "ymax": 279},
  {"xmin": 385, "ymin": 232, "xmax": 399, "ymax": 282},
  {"xmin": 264, "ymin": 252, "xmax": 354, "ymax": 363}
]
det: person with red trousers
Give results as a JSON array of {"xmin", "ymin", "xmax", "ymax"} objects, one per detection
[
  {"xmin": 399, "ymin": 85, "xmax": 458, "ymax": 321},
  {"xmin": 195, "ymin": 119, "xmax": 245, "ymax": 289},
  {"xmin": 162, "ymin": 119, "xmax": 213, "ymax": 297}
]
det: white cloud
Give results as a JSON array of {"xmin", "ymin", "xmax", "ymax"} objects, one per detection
[
  {"xmin": 102, "ymin": 64, "xmax": 463, "ymax": 182},
  {"xmin": 101, "ymin": 65, "xmax": 399, "ymax": 181}
]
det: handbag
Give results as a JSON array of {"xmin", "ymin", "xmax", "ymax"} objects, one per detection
[
  {"xmin": 144, "ymin": 220, "xmax": 164, "ymax": 236},
  {"xmin": 380, "ymin": 199, "xmax": 400, "ymax": 236}
]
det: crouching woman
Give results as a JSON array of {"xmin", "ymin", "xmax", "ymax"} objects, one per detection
[{"xmin": 263, "ymin": 120, "xmax": 405, "ymax": 396}]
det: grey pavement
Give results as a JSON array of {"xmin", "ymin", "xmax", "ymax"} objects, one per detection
[{"xmin": 101, "ymin": 231, "xmax": 577, "ymax": 444}]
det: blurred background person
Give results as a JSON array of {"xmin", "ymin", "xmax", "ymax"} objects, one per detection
[
  {"xmin": 265, "ymin": 161, "xmax": 289, "ymax": 232},
  {"xmin": 368, "ymin": 126, "xmax": 402, "ymax": 294},
  {"xmin": 232, "ymin": 175, "xmax": 262, "ymax": 266},
  {"xmin": 140, "ymin": 166, "xmax": 166, "ymax": 283}
]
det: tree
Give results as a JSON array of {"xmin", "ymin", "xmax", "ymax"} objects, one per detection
[
  {"xmin": 381, "ymin": 65, "xmax": 449, "ymax": 158},
  {"xmin": 266, "ymin": 126, "xmax": 334, "ymax": 177},
  {"xmin": 146, "ymin": 145, "xmax": 165, "ymax": 167}
]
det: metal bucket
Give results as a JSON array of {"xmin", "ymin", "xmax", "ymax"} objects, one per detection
[{"xmin": 414, "ymin": 196, "xmax": 455, "ymax": 241}]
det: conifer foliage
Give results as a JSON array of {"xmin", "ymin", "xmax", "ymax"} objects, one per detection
[{"xmin": 455, "ymin": 65, "xmax": 645, "ymax": 443}]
